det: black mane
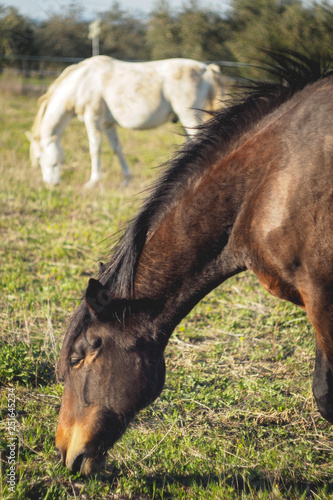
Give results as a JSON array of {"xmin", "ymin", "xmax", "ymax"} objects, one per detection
[{"xmin": 97, "ymin": 50, "xmax": 332, "ymax": 299}]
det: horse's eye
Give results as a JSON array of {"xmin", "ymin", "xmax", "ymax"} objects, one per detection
[
  {"xmin": 70, "ymin": 357, "xmax": 82, "ymax": 367},
  {"xmin": 92, "ymin": 338, "xmax": 102, "ymax": 349}
]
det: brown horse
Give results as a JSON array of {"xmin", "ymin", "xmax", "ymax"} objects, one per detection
[{"xmin": 56, "ymin": 51, "xmax": 333, "ymax": 475}]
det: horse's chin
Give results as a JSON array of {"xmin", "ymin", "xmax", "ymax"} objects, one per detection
[
  {"xmin": 40, "ymin": 162, "xmax": 62, "ymax": 185},
  {"xmin": 78, "ymin": 455, "xmax": 106, "ymax": 475},
  {"xmin": 42, "ymin": 172, "xmax": 61, "ymax": 186},
  {"xmin": 45, "ymin": 180, "xmax": 60, "ymax": 186}
]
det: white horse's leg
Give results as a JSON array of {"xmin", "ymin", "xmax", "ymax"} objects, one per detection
[
  {"xmin": 178, "ymin": 111, "xmax": 203, "ymax": 139},
  {"xmin": 104, "ymin": 124, "xmax": 132, "ymax": 185},
  {"xmin": 171, "ymin": 85, "xmax": 208, "ymax": 139},
  {"xmin": 84, "ymin": 109, "xmax": 103, "ymax": 188}
]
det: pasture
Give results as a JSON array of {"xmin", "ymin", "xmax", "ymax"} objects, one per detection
[{"xmin": 1, "ymin": 91, "xmax": 333, "ymax": 499}]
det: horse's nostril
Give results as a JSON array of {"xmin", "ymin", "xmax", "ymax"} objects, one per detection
[{"xmin": 71, "ymin": 453, "xmax": 84, "ymax": 474}]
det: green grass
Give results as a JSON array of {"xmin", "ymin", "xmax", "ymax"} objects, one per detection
[{"xmin": 1, "ymin": 93, "xmax": 333, "ymax": 499}]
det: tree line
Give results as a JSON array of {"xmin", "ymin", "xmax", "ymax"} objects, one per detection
[{"xmin": 1, "ymin": 0, "xmax": 332, "ymax": 78}]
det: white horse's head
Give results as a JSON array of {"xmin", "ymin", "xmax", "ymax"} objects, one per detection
[{"xmin": 39, "ymin": 137, "xmax": 64, "ymax": 185}]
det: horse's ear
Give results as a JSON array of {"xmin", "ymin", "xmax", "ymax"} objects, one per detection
[
  {"xmin": 85, "ymin": 278, "xmax": 110, "ymax": 313},
  {"xmin": 25, "ymin": 131, "xmax": 33, "ymax": 142}
]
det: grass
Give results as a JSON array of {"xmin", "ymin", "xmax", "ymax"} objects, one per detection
[{"xmin": 1, "ymin": 92, "xmax": 333, "ymax": 499}]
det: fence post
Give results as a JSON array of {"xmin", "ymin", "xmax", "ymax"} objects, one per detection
[{"xmin": 88, "ymin": 20, "xmax": 101, "ymax": 57}]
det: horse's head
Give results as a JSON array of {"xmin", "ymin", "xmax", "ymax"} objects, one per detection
[
  {"xmin": 39, "ymin": 137, "xmax": 64, "ymax": 185},
  {"xmin": 56, "ymin": 278, "xmax": 166, "ymax": 475}
]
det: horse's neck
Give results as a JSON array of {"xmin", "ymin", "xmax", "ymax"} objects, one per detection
[
  {"xmin": 134, "ymin": 157, "xmax": 250, "ymax": 333},
  {"xmin": 40, "ymin": 98, "xmax": 74, "ymax": 142}
]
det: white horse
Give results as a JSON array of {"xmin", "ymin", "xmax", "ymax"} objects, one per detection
[{"xmin": 27, "ymin": 56, "xmax": 223, "ymax": 187}]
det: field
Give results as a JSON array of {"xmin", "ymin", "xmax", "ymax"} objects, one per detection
[{"xmin": 1, "ymin": 92, "xmax": 333, "ymax": 500}]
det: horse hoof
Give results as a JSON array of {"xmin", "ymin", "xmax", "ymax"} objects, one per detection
[
  {"xmin": 84, "ymin": 179, "xmax": 100, "ymax": 189},
  {"xmin": 120, "ymin": 176, "xmax": 132, "ymax": 187}
]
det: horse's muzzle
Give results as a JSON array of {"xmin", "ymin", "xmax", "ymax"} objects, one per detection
[{"xmin": 56, "ymin": 445, "xmax": 106, "ymax": 475}]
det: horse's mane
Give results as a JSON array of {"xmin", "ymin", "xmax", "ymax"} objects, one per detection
[
  {"xmin": 30, "ymin": 94, "xmax": 50, "ymax": 141},
  {"xmin": 30, "ymin": 63, "xmax": 80, "ymax": 140}
]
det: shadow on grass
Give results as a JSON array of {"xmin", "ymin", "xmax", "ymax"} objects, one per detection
[
  {"xmin": 13, "ymin": 461, "xmax": 333, "ymax": 499},
  {"xmin": 102, "ymin": 466, "xmax": 333, "ymax": 499}
]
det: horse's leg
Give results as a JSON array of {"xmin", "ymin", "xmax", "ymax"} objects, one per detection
[
  {"xmin": 305, "ymin": 292, "xmax": 333, "ymax": 423},
  {"xmin": 103, "ymin": 124, "xmax": 132, "ymax": 185},
  {"xmin": 313, "ymin": 338, "xmax": 333, "ymax": 423},
  {"xmin": 83, "ymin": 109, "xmax": 103, "ymax": 188},
  {"xmin": 174, "ymin": 108, "xmax": 203, "ymax": 139}
]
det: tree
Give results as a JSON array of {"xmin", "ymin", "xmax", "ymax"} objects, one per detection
[
  {"xmin": 280, "ymin": 1, "xmax": 333, "ymax": 60},
  {"xmin": 99, "ymin": 2, "xmax": 148, "ymax": 60},
  {"xmin": 177, "ymin": 1, "xmax": 208, "ymax": 60},
  {"xmin": 34, "ymin": 4, "xmax": 90, "ymax": 58},
  {"xmin": 0, "ymin": 5, "xmax": 35, "ymax": 58},
  {"xmin": 226, "ymin": 0, "xmax": 333, "ymax": 78},
  {"xmin": 1, "ymin": 0, "xmax": 332, "ymax": 80},
  {"xmin": 146, "ymin": 0, "xmax": 181, "ymax": 59},
  {"xmin": 226, "ymin": 0, "xmax": 289, "ymax": 70},
  {"xmin": 178, "ymin": 1, "xmax": 232, "ymax": 62}
]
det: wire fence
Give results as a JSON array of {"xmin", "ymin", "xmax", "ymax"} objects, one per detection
[
  {"xmin": 0, "ymin": 54, "xmax": 246, "ymax": 96},
  {"xmin": 0, "ymin": 54, "xmax": 249, "ymax": 77}
]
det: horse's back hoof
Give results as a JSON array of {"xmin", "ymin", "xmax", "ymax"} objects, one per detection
[
  {"xmin": 84, "ymin": 179, "xmax": 100, "ymax": 189},
  {"xmin": 120, "ymin": 175, "xmax": 132, "ymax": 187}
]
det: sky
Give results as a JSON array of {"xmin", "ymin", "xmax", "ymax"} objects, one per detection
[{"xmin": 5, "ymin": 0, "xmax": 229, "ymax": 20}]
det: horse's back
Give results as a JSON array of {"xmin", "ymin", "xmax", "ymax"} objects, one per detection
[
  {"xmin": 99, "ymin": 57, "xmax": 220, "ymax": 130},
  {"xmin": 47, "ymin": 57, "xmax": 114, "ymax": 116}
]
